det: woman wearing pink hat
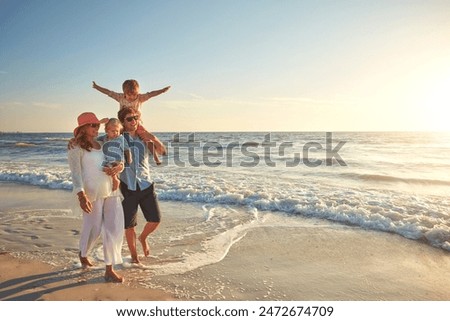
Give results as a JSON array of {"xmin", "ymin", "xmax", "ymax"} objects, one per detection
[{"xmin": 68, "ymin": 112, "xmax": 125, "ymax": 282}]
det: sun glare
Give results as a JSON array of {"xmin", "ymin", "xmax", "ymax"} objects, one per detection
[{"xmin": 422, "ymin": 76, "xmax": 450, "ymax": 131}]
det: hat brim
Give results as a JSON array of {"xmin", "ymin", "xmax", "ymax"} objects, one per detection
[
  {"xmin": 73, "ymin": 112, "xmax": 104, "ymax": 137},
  {"xmin": 73, "ymin": 121, "xmax": 101, "ymax": 137}
]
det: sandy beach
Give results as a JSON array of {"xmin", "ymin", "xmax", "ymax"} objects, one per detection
[
  {"xmin": 0, "ymin": 252, "xmax": 176, "ymax": 301},
  {"xmin": 1, "ymin": 182, "xmax": 450, "ymax": 301}
]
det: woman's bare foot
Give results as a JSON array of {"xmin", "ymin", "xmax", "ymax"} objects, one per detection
[
  {"xmin": 138, "ymin": 235, "xmax": 150, "ymax": 257},
  {"xmin": 104, "ymin": 270, "xmax": 124, "ymax": 283},
  {"xmin": 79, "ymin": 251, "xmax": 94, "ymax": 268}
]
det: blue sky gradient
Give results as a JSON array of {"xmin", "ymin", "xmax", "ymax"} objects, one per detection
[{"xmin": 1, "ymin": 0, "xmax": 450, "ymax": 132}]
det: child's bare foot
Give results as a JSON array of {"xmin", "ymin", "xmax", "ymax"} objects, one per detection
[
  {"xmin": 112, "ymin": 176, "xmax": 120, "ymax": 191},
  {"xmin": 131, "ymin": 255, "xmax": 140, "ymax": 264},
  {"xmin": 147, "ymin": 140, "xmax": 166, "ymax": 156},
  {"xmin": 154, "ymin": 155, "xmax": 162, "ymax": 166},
  {"xmin": 156, "ymin": 143, "xmax": 167, "ymax": 156},
  {"xmin": 138, "ymin": 235, "xmax": 150, "ymax": 257}
]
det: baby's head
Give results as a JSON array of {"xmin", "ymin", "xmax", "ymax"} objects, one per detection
[
  {"xmin": 122, "ymin": 79, "xmax": 140, "ymax": 102},
  {"xmin": 105, "ymin": 118, "xmax": 122, "ymax": 139}
]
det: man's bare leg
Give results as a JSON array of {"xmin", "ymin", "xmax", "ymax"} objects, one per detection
[
  {"xmin": 125, "ymin": 227, "xmax": 140, "ymax": 263},
  {"xmin": 138, "ymin": 222, "xmax": 160, "ymax": 257}
]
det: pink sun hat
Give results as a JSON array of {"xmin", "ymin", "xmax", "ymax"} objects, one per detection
[{"xmin": 73, "ymin": 112, "xmax": 108, "ymax": 136}]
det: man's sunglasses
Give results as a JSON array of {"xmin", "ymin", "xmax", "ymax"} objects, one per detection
[{"xmin": 125, "ymin": 116, "xmax": 139, "ymax": 122}]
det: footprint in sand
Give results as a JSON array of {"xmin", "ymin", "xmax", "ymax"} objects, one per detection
[{"xmin": 35, "ymin": 243, "xmax": 51, "ymax": 248}]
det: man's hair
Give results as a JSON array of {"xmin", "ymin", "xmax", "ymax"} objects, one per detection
[
  {"xmin": 118, "ymin": 107, "xmax": 138, "ymax": 123},
  {"xmin": 122, "ymin": 79, "xmax": 139, "ymax": 93}
]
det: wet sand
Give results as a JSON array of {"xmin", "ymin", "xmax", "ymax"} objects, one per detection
[
  {"xmin": 0, "ymin": 252, "xmax": 175, "ymax": 301},
  {"xmin": 1, "ymin": 182, "xmax": 450, "ymax": 301}
]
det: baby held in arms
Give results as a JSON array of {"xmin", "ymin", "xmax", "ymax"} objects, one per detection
[{"xmin": 99, "ymin": 118, "xmax": 132, "ymax": 191}]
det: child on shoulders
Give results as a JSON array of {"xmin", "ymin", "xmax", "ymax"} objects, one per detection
[{"xmin": 92, "ymin": 79, "xmax": 169, "ymax": 165}]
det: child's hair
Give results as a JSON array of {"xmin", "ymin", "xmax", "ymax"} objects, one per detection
[
  {"xmin": 122, "ymin": 79, "xmax": 139, "ymax": 94},
  {"xmin": 105, "ymin": 118, "xmax": 122, "ymax": 130}
]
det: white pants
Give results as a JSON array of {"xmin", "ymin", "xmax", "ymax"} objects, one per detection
[{"xmin": 79, "ymin": 196, "xmax": 124, "ymax": 265}]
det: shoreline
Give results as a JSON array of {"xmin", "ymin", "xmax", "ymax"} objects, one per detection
[{"xmin": 1, "ymin": 182, "xmax": 450, "ymax": 301}]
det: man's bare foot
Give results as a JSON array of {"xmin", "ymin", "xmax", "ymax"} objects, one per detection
[
  {"xmin": 138, "ymin": 235, "xmax": 150, "ymax": 257},
  {"xmin": 79, "ymin": 251, "xmax": 94, "ymax": 268},
  {"xmin": 131, "ymin": 255, "xmax": 140, "ymax": 264}
]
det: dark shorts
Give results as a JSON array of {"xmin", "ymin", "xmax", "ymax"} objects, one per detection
[{"xmin": 120, "ymin": 182, "xmax": 161, "ymax": 229}]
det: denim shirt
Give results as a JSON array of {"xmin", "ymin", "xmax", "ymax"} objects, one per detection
[{"xmin": 119, "ymin": 132, "xmax": 152, "ymax": 191}]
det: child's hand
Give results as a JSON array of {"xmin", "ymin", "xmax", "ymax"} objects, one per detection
[
  {"xmin": 162, "ymin": 86, "xmax": 171, "ymax": 93},
  {"xmin": 92, "ymin": 81, "xmax": 97, "ymax": 88},
  {"xmin": 103, "ymin": 162, "xmax": 124, "ymax": 176}
]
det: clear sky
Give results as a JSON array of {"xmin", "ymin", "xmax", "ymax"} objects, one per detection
[{"xmin": 1, "ymin": 0, "xmax": 449, "ymax": 132}]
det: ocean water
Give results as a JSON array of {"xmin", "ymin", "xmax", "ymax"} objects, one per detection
[{"xmin": 1, "ymin": 131, "xmax": 450, "ymax": 256}]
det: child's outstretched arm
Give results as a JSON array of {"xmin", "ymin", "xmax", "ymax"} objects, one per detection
[
  {"xmin": 92, "ymin": 81, "xmax": 121, "ymax": 102},
  {"xmin": 140, "ymin": 86, "xmax": 171, "ymax": 103},
  {"xmin": 92, "ymin": 81, "xmax": 114, "ymax": 96}
]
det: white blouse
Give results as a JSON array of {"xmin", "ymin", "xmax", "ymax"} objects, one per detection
[{"xmin": 68, "ymin": 145, "xmax": 120, "ymax": 202}]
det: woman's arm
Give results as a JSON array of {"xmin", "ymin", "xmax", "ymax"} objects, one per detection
[
  {"xmin": 68, "ymin": 147, "xmax": 84, "ymax": 195},
  {"xmin": 68, "ymin": 147, "xmax": 93, "ymax": 213},
  {"xmin": 77, "ymin": 191, "xmax": 93, "ymax": 213}
]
